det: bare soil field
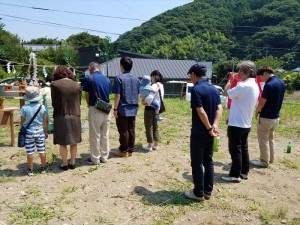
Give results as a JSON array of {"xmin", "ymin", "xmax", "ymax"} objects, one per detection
[{"xmin": 0, "ymin": 95, "xmax": 299, "ymax": 225}]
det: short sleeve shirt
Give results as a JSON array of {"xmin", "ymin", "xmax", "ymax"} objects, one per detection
[
  {"xmin": 20, "ymin": 103, "xmax": 47, "ymax": 129},
  {"xmin": 112, "ymin": 72, "xmax": 140, "ymax": 117},
  {"xmin": 82, "ymin": 71, "xmax": 111, "ymax": 106},
  {"xmin": 190, "ymin": 78, "xmax": 221, "ymax": 134},
  {"xmin": 227, "ymin": 78, "xmax": 259, "ymax": 128},
  {"xmin": 260, "ymin": 76, "xmax": 285, "ymax": 119}
]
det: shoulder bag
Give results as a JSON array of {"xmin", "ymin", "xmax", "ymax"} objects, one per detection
[
  {"xmin": 159, "ymin": 89, "xmax": 166, "ymax": 114},
  {"xmin": 18, "ymin": 105, "xmax": 42, "ymax": 147},
  {"xmin": 89, "ymin": 75, "xmax": 112, "ymax": 114}
]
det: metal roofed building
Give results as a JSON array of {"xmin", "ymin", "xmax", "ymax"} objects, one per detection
[
  {"xmin": 86, "ymin": 57, "xmax": 212, "ymax": 98},
  {"xmin": 99, "ymin": 57, "xmax": 212, "ymax": 80}
]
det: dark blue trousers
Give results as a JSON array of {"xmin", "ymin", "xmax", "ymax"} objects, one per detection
[{"xmin": 190, "ymin": 132, "xmax": 214, "ymax": 197}]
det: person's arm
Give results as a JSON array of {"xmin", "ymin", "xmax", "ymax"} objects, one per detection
[
  {"xmin": 255, "ymin": 97, "xmax": 267, "ymax": 119},
  {"xmin": 20, "ymin": 116, "xmax": 25, "ymax": 128},
  {"xmin": 212, "ymin": 104, "xmax": 223, "ymax": 130},
  {"xmin": 44, "ymin": 113, "xmax": 48, "ymax": 139},
  {"xmin": 151, "ymin": 83, "xmax": 159, "ymax": 93},
  {"xmin": 196, "ymin": 107, "xmax": 220, "ymax": 137},
  {"xmin": 85, "ymin": 92, "xmax": 90, "ymax": 107},
  {"xmin": 113, "ymin": 94, "xmax": 120, "ymax": 119}
]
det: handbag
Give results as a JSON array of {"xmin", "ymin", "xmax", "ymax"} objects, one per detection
[
  {"xmin": 18, "ymin": 105, "xmax": 42, "ymax": 147},
  {"xmin": 89, "ymin": 75, "xmax": 112, "ymax": 114},
  {"xmin": 159, "ymin": 89, "xmax": 166, "ymax": 114}
]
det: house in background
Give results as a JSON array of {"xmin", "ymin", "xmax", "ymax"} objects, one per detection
[
  {"xmin": 79, "ymin": 48, "xmax": 212, "ymax": 98},
  {"xmin": 83, "ymin": 57, "xmax": 212, "ymax": 98}
]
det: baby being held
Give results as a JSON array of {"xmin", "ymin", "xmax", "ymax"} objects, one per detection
[{"xmin": 140, "ymin": 75, "xmax": 163, "ymax": 121}]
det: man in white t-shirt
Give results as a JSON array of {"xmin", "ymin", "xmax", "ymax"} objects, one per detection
[{"xmin": 222, "ymin": 61, "xmax": 259, "ymax": 183}]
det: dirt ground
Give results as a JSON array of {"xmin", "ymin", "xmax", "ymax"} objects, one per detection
[{"xmin": 0, "ymin": 99, "xmax": 300, "ymax": 225}]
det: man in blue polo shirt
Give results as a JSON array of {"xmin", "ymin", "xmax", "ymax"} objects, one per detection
[
  {"xmin": 184, "ymin": 63, "xmax": 223, "ymax": 201},
  {"xmin": 83, "ymin": 62, "xmax": 111, "ymax": 165},
  {"xmin": 251, "ymin": 66, "xmax": 285, "ymax": 168},
  {"xmin": 112, "ymin": 56, "xmax": 140, "ymax": 157}
]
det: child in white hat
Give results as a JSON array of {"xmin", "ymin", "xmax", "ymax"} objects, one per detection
[{"xmin": 20, "ymin": 86, "xmax": 48, "ymax": 176}]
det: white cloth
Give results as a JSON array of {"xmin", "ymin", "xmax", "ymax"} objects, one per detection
[{"xmin": 227, "ymin": 78, "xmax": 259, "ymax": 128}]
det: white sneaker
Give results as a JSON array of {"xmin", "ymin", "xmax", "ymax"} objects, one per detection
[
  {"xmin": 251, "ymin": 160, "xmax": 268, "ymax": 168},
  {"xmin": 152, "ymin": 146, "xmax": 159, "ymax": 150},
  {"xmin": 221, "ymin": 175, "xmax": 241, "ymax": 183},
  {"xmin": 184, "ymin": 190, "xmax": 204, "ymax": 201},
  {"xmin": 142, "ymin": 146, "xmax": 153, "ymax": 151}
]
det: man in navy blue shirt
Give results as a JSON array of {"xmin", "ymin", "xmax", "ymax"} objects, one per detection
[
  {"xmin": 184, "ymin": 63, "xmax": 223, "ymax": 201},
  {"xmin": 112, "ymin": 57, "xmax": 140, "ymax": 157},
  {"xmin": 252, "ymin": 66, "xmax": 285, "ymax": 168},
  {"xmin": 83, "ymin": 62, "xmax": 111, "ymax": 164}
]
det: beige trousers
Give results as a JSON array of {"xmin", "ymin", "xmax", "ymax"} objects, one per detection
[
  {"xmin": 88, "ymin": 107, "xmax": 111, "ymax": 163},
  {"xmin": 257, "ymin": 117, "xmax": 279, "ymax": 166}
]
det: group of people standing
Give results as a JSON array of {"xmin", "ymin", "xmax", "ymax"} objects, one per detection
[
  {"xmin": 184, "ymin": 60, "xmax": 285, "ymax": 201},
  {"xmin": 20, "ymin": 57, "xmax": 286, "ymax": 205},
  {"xmin": 20, "ymin": 56, "xmax": 164, "ymax": 175}
]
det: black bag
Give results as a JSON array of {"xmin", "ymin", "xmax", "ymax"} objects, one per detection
[
  {"xmin": 95, "ymin": 98, "xmax": 112, "ymax": 114},
  {"xmin": 90, "ymin": 75, "xmax": 112, "ymax": 114},
  {"xmin": 159, "ymin": 89, "xmax": 166, "ymax": 114},
  {"xmin": 17, "ymin": 127, "xmax": 27, "ymax": 147},
  {"xmin": 18, "ymin": 105, "xmax": 42, "ymax": 148}
]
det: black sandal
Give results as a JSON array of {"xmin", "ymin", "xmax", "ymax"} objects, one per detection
[
  {"xmin": 59, "ymin": 165, "xmax": 69, "ymax": 171},
  {"xmin": 68, "ymin": 164, "xmax": 76, "ymax": 170}
]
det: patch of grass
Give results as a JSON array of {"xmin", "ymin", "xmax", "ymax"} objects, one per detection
[
  {"xmin": 0, "ymin": 158, "xmax": 7, "ymax": 166},
  {"xmin": 88, "ymin": 165, "xmax": 99, "ymax": 172},
  {"xmin": 62, "ymin": 185, "xmax": 78, "ymax": 194},
  {"xmin": 288, "ymin": 218, "xmax": 300, "ymax": 225},
  {"xmin": 144, "ymin": 158, "xmax": 154, "ymax": 166},
  {"xmin": 248, "ymin": 202, "xmax": 258, "ymax": 211},
  {"xmin": 98, "ymin": 215, "xmax": 113, "ymax": 225},
  {"xmin": 9, "ymin": 203, "xmax": 60, "ymax": 224},
  {"xmin": 119, "ymin": 165, "xmax": 135, "ymax": 173},
  {"xmin": 26, "ymin": 187, "xmax": 41, "ymax": 197},
  {"xmin": 167, "ymin": 160, "xmax": 180, "ymax": 173},
  {"xmin": 151, "ymin": 206, "xmax": 188, "ymax": 225},
  {"xmin": 180, "ymin": 145, "xmax": 189, "ymax": 153},
  {"xmin": 280, "ymin": 158, "xmax": 299, "ymax": 169},
  {"xmin": 260, "ymin": 207, "xmax": 273, "ymax": 225},
  {"xmin": 47, "ymin": 152, "xmax": 58, "ymax": 164},
  {"xmin": 10, "ymin": 150, "xmax": 26, "ymax": 158},
  {"xmin": 0, "ymin": 175, "xmax": 15, "ymax": 183},
  {"xmin": 275, "ymin": 206, "xmax": 288, "ymax": 219}
]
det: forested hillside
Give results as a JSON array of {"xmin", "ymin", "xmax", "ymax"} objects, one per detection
[{"xmin": 116, "ymin": 0, "xmax": 300, "ymax": 69}]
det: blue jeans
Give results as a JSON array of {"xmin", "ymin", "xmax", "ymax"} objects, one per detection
[
  {"xmin": 190, "ymin": 132, "xmax": 214, "ymax": 197},
  {"xmin": 228, "ymin": 126, "xmax": 251, "ymax": 177}
]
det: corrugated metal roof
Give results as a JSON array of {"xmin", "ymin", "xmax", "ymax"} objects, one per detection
[{"xmin": 100, "ymin": 58, "xmax": 212, "ymax": 80}]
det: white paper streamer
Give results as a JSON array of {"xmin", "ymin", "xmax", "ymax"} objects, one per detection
[
  {"xmin": 12, "ymin": 65, "xmax": 16, "ymax": 74},
  {"xmin": 6, "ymin": 62, "xmax": 11, "ymax": 73},
  {"xmin": 43, "ymin": 66, "xmax": 47, "ymax": 78}
]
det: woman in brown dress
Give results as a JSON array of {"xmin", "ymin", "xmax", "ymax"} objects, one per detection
[{"xmin": 51, "ymin": 66, "xmax": 82, "ymax": 170}]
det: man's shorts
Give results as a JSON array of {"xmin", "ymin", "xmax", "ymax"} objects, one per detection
[{"xmin": 25, "ymin": 127, "xmax": 46, "ymax": 155}]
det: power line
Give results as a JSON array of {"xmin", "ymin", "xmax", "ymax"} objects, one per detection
[
  {"xmin": 0, "ymin": 14, "xmax": 121, "ymax": 36},
  {"xmin": 0, "ymin": 2, "xmax": 146, "ymax": 22}
]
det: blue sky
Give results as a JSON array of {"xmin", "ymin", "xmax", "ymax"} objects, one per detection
[{"xmin": 0, "ymin": 0, "xmax": 193, "ymax": 42}]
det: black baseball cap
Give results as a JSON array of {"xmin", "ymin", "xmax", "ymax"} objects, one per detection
[{"xmin": 187, "ymin": 63, "xmax": 207, "ymax": 75}]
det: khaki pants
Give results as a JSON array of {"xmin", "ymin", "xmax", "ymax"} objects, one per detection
[
  {"xmin": 88, "ymin": 107, "xmax": 111, "ymax": 163},
  {"xmin": 257, "ymin": 117, "xmax": 279, "ymax": 166}
]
